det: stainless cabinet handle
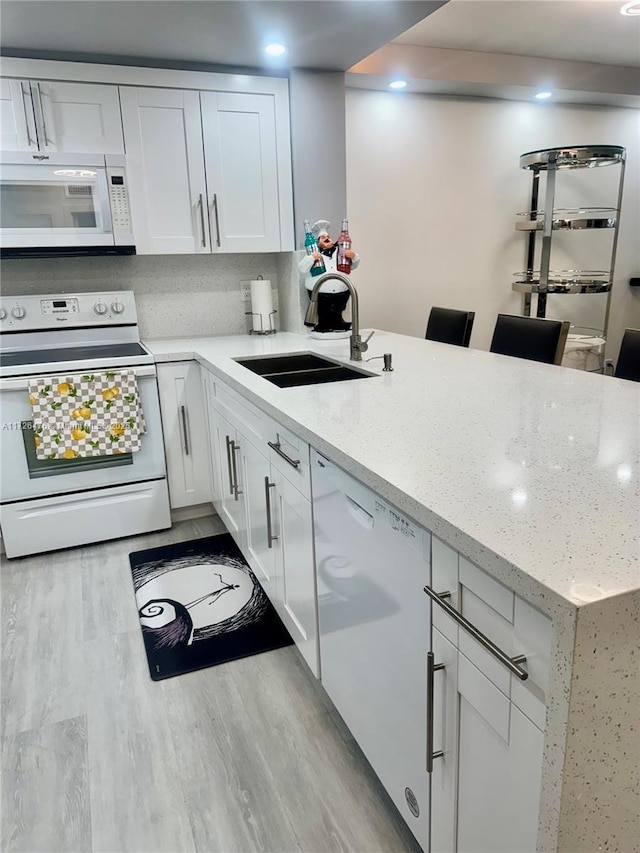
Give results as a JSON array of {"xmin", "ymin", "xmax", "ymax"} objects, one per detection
[
  {"xmin": 20, "ymin": 82, "xmax": 36, "ymax": 147},
  {"xmin": 225, "ymin": 435, "xmax": 234, "ymax": 495},
  {"xmin": 212, "ymin": 193, "xmax": 221, "ymax": 247},
  {"xmin": 36, "ymin": 83, "xmax": 52, "ymax": 146},
  {"xmin": 424, "ymin": 586, "xmax": 529, "ymax": 681},
  {"xmin": 180, "ymin": 405, "xmax": 190, "ymax": 456},
  {"xmin": 231, "ymin": 441, "xmax": 242, "ymax": 499},
  {"xmin": 264, "ymin": 477, "xmax": 277, "ymax": 548},
  {"xmin": 197, "ymin": 193, "xmax": 207, "ymax": 248},
  {"xmin": 427, "ymin": 651, "xmax": 445, "ymax": 773},
  {"xmin": 268, "ymin": 440, "xmax": 300, "ymax": 469}
]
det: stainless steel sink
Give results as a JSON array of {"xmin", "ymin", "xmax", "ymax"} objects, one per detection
[{"xmin": 234, "ymin": 352, "xmax": 376, "ymax": 387}]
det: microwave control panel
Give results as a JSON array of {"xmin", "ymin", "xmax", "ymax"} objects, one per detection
[{"xmin": 106, "ymin": 166, "xmax": 132, "ymax": 236}]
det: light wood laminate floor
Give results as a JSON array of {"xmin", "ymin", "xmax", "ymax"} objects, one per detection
[{"xmin": 1, "ymin": 516, "xmax": 420, "ymax": 853}]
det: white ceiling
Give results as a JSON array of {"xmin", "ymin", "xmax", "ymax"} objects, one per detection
[
  {"xmin": 0, "ymin": 1, "xmax": 444, "ymax": 72},
  {"xmin": 394, "ymin": 0, "xmax": 640, "ymax": 68}
]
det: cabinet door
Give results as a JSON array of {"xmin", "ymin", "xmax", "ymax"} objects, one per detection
[
  {"xmin": 120, "ymin": 87, "xmax": 209, "ymax": 254},
  {"xmin": 33, "ymin": 81, "xmax": 124, "ymax": 154},
  {"xmin": 157, "ymin": 363, "xmax": 210, "ymax": 509},
  {"xmin": 431, "ymin": 627, "xmax": 459, "ymax": 853},
  {"xmin": 201, "ymin": 91, "xmax": 281, "ymax": 252},
  {"xmin": 240, "ymin": 436, "xmax": 276, "ymax": 599},
  {"xmin": 456, "ymin": 653, "xmax": 543, "ymax": 853},
  {"xmin": 211, "ymin": 409, "xmax": 246, "ymax": 549},
  {"xmin": 271, "ymin": 469, "xmax": 318, "ymax": 676},
  {"xmin": 0, "ymin": 78, "xmax": 38, "ymax": 151}
]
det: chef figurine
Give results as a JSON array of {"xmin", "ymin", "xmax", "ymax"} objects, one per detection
[{"xmin": 298, "ymin": 219, "xmax": 360, "ymax": 338}]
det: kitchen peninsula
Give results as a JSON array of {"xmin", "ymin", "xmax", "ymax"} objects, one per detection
[{"xmin": 147, "ymin": 329, "xmax": 639, "ymax": 853}]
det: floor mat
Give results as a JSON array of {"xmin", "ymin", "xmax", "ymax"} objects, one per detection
[{"xmin": 129, "ymin": 532, "xmax": 293, "ymax": 680}]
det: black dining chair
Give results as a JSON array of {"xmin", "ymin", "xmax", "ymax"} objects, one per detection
[
  {"xmin": 614, "ymin": 328, "xmax": 640, "ymax": 382},
  {"xmin": 425, "ymin": 307, "xmax": 475, "ymax": 348},
  {"xmin": 489, "ymin": 314, "xmax": 570, "ymax": 365}
]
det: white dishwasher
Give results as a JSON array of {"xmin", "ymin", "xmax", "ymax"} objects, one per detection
[{"xmin": 311, "ymin": 449, "xmax": 432, "ymax": 851}]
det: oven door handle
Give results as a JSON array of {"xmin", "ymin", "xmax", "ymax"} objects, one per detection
[{"xmin": 0, "ymin": 365, "xmax": 158, "ymax": 391}]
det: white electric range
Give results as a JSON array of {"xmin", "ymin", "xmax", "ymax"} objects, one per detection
[{"xmin": 0, "ymin": 291, "xmax": 170, "ymax": 558}]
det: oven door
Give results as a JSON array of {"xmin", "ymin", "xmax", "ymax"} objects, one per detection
[
  {"xmin": 0, "ymin": 366, "xmax": 167, "ymax": 502},
  {"xmin": 0, "ymin": 154, "xmax": 114, "ymax": 248}
]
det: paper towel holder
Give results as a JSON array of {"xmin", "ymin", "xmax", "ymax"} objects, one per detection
[
  {"xmin": 245, "ymin": 274, "xmax": 277, "ymax": 335},
  {"xmin": 245, "ymin": 308, "xmax": 278, "ymax": 335}
]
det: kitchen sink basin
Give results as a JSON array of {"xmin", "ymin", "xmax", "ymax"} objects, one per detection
[{"xmin": 234, "ymin": 352, "xmax": 376, "ymax": 387}]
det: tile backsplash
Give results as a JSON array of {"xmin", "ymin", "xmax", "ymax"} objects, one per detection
[{"xmin": 0, "ymin": 253, "xmax": 281, "ymax": 340}]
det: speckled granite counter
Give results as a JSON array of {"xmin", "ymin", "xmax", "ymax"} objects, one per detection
[
  {"xmin": 146, "ymin": 330, "xmax": 639, "ymax": 852},
  {"xmin": 147, "ymin": 330, "xmax": 639, "ymax": 613}
]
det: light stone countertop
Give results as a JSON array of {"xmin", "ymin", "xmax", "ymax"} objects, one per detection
[{"xmin": 145, "ymin": 330, "xmax": 640, "ymax": 617}]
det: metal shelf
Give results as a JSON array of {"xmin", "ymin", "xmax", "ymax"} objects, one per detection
[
  {"xmin": 519, "ymin": 146, "xmax": 625, "ymax": 171},
  {"xmin": 515, "ymin": 208, "xmax": 617, "ymax": 231},
  {"xmin": 513, "ymin": 145, "xmax": 626, "ymax": 370}
]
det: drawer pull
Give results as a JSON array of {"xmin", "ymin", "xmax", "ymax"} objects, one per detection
[
  {"xmin": 427, "ymin": 651, "xmax": 445, "ymax": 773},
  {"xmin": 231, "ymin": 441, "xmax": 242, "ymax": 500},
  {"xmin": 424, "ymin": 585, "xmax": 528, "ymax": 681},
  {"xmin": 264, "ymin": 477, "xmax": 277, "ymax": 548},
  {"xmin": 225, "ymin": 435, "xmax": 234, "ymax": 495},
  {"xmin": 180, "ymin": 405, "xmax": 190, "ymax": 456},
  {"xmin": 268, "ymin": 440, "xmax": 300, "ymax": 469}
]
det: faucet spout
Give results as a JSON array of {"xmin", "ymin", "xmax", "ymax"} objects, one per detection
[{"xmin": 307, "ymin": 272, "xmax": 373, "ymax": 361}]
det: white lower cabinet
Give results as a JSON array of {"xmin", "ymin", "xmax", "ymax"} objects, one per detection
[
  {"xmin": 156, "ymin": 362, "xmax": 211, "ymax": 509},
  {"xmin": 430, "ymin": 539, "xmax": 549, "ymax": 853},
  {"xmin": 432, "ymin": 626, "xmax": 544, "ymax": 853},
  {"xmin": 203, "ymin": 369, "xmax": 318, "ymax": 676},
  {"xmin": 211, "ymin": 408, "xmax": 246, "ymax": 546},
  {"xmin": 269, "ymin": 465, "xmax": 317, "ymax": 674}
]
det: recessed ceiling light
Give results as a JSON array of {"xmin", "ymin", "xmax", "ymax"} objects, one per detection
[
  {"xmin": 535, "ymin": 91, "xmax": 553, "ymax": 100},
  {"xmin": 620, "ymin": 0, "xmax": 640, "ymax": 15},
  {"xmin": 389, "ymin": 80, "xmax": 407, "ymax": 90},
  {"xmin": 264, "ymin": 43, "xmax": 286, "ymax": 57}
]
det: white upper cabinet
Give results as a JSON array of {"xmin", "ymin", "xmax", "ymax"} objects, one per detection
[
  {"xmin": 120, "ymin": 87, "xmax": 209, "ymax": 255},
  {"xmin": 0, "ymin": 79, "xmax": 38, "ymax": 150},
  {"xmin": 122, "ymin": 86, "xmax": 293, "ymax": 255},
  {"xmin": 201, "ymin": 91, "xmax": 281, "ymax": 253},
  {"xmin": 0, "ymin": 78, "xmax": 124, "ymax": 154}
]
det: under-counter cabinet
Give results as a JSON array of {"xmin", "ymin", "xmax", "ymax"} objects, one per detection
[
  {"xmin": 156, "ymin": 362, "xmax": 211, "ymax": 509},
  {"xmin": 429, "ymin": 539, "xmax": 551, "ymax": 853},
  {"xmin": 203, "ymin": 368, "xmax": 318, "ymax": 676},
  {"xmin": 0, "ymin": 77, "xmax": 124, "ymax": 153},
  {"xmin": 120, "ymin": 85, "xmax": 293, "ymax": 254}
]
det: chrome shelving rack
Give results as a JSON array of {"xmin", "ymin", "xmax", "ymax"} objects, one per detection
[{"xmin": 514, "ymin": 145, "xmax": 626, "ymax": 365}]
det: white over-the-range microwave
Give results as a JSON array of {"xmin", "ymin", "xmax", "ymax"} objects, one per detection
[{"xmin": 0, "ymin": 151, "xmax": 136, "ymax": 258}]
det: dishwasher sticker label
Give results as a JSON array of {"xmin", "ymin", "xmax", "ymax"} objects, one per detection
[{"xmin": 388, "ymin": 508, "xmax": 419, "ymax": 550}]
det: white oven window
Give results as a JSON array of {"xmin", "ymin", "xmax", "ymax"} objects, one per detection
[{"xmin": 21, "ymin": 420, "xmax": 133, "ymax": 478}]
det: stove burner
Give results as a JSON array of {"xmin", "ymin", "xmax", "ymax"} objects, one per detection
[{"xmin": 0, "ymin": 342, "xmax": 148, "ymax": 368}]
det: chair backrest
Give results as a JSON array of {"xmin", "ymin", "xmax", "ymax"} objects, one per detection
[
  {"xmin": 425, "ymin": 307, "xmax": 475, "ymax": 348},
  {"xmin": 614, "ymin": 328, "xmax": 640, "ymax": 382},
  {"xmin": 489, "ymin": 314, "xmax": 570, "ymax": 365}
]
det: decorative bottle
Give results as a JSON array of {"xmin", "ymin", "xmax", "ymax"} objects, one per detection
[
  {"xmin": 303, "ymin": 220, "xmax": 326, "ymax": 277},
  {"xmin": 337, "ymin": 219, "xmax": 352, "ymax": 273}
]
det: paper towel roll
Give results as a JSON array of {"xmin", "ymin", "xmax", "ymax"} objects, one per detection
[{"xmin": 250, "ymin": 279, "xmax": 275, "ymax": 333}]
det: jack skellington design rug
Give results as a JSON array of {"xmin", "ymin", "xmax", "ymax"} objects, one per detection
[{"xmin": 130, "ymin": 533, "xmax": 292, "ymax": 680}]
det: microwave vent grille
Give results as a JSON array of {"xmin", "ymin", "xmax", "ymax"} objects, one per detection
[{"xmin": 65, "ymin": 184, "xmax": 94, "ymax": 198}]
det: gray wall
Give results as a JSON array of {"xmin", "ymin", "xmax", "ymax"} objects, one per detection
[{"xmin": 289, "ymin": 70, "xmax": 347, "ymax": 250}]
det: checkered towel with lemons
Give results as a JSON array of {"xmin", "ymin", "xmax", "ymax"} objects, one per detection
[{"xmin": 28, "ymin": 371, "xmax": 146, "ymax": 460}]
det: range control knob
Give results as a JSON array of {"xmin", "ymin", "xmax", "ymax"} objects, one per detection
[
  {"xmin": 94, "ymin": 302, "xmax": 108, "ymax": 316},
  {"xmin": 0, "ymin": 307, "xmax": 7, "ymax": 320},
  {"xmin": 11, "ymin": 306, "xmax": 26, "ymax": 320},
  {"xmin": 111, "ymin": 300, "xmax": 125, "ymax": 314}
]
